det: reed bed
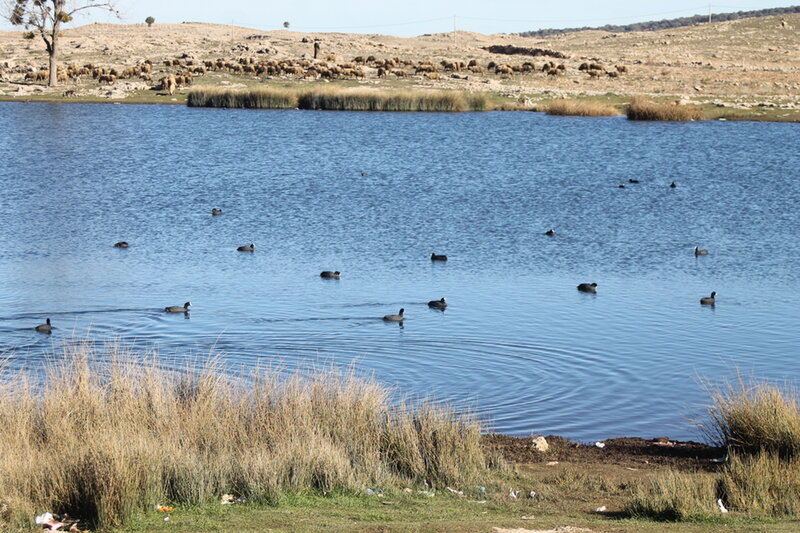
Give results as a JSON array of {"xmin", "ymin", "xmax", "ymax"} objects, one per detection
[
  {"xmin": 187, "ymin": 86, "xmax": 486, "ymax": 112},
  {"xmin": 546, "ymin": 99, "xmax": 621, "ymax": 117},
  {"xmin": 626, "ymin": 96, "xmax": 703, "ymax": 121},
  {"xmin": 625, "ymin": 470, "xmax": 721, "ymax": 521},
  {"xmin": 0, "ymin": 343, "xmax": 485, "ymax": 529}
]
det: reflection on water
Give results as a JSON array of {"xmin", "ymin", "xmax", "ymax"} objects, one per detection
[{"xmin": 1, "ymin": 102, "xmax": 799, "ymax": 440}]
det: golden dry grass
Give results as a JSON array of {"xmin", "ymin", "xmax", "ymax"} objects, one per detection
[
  {"xmin": 0, "ymin": 342, "xmax": 485, "ymax": 529},
  {"xmin": 626, "ymin": 96, "xmax": 703, "ymax": 121},
  {"xmin": 546, "ymin": 99, "xmax": 621, "ymax": 116}
]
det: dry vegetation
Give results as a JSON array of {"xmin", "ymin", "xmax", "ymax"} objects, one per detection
[
  {"xmin": 0, "ymin": 343, "xmax": 485, "ymax": 529},
  {"xmin": 187, "ymin": 86, "xmax": 486, "ymax": 111},
  {"xmin": 627, "ymin": 95, "xmax": 703, "ymax": 121},
  {"xmin": 626, "ymin": 379, "xmax": 800, "ymax": 522},
  {"xmin": 546, "ymin": 98, "xmax": 620, "ymax": 116}
]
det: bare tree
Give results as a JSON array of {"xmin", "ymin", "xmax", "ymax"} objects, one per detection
[{"xmin": 6, "ymin": 0, "xmax": 119, "ymax": 86}]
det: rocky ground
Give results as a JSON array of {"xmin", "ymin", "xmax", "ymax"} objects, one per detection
[{"xmin": 0, "ymin": 13, "xmax": 798, "ymax": 115}]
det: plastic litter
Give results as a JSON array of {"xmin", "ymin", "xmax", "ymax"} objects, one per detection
[
  {"xmin": 546, "ymin": 461, "xmax": 560, "ymax": 466},
  {"xmin": 594, "ymin": 505, "xmax": 607, "ymax": 512},
  {"xmin": 446, "ymin": 487, "xmax": 464, "ymax": 496},
  {"xmin": 717, "ymin": 498, "xmax": 728, "ymax": 513},
  {"xmin": 221, "ymin": 494, "xmax": 246, "ymax": 505},
  {"xmin": 528, "ymin": 490, "xmax": 537, "ymax": 499},
  {"xmin": 508, "ymin": 489, "xmax": 520, "ymax": 499},
  {"xmin": 521, "ymin": 515, "xmax": 535, "ymax": 520},
  {"xmin": 476, "ymin": 485, "xmax": 486, "ymax": 494},
  {"xmin": 595, "ymin": 441, "xmax": 606, "ymax": 448},
  {"xmin": 403, "ymin": 487, "xmax": 413, "ymax": 494},
  {"xmin": 363, "ymin": 488, "xmax": 375, "ymax": 495},
  {"xmin": 417, "ymin": 490, "xmax": 435, "ymax": 497},
  {"xmin": 35, "ymin": 512, "xmax": 65, "ymax": 531},
  {"xmin": 35, "ymin": 513, "xmax": 54, "ymax": 525},
  {"xmin": 710, "ymin": 454, "xmax": 729, "ymax": 464},
  {"xmin": 156, "ymin": 504, "xmax": 174, "ymax": 512}
]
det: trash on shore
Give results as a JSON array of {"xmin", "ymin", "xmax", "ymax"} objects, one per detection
[
  {"xmin": 546, "ymin": 461, "xmax": 560, "ymax": 466},
  {"xmin": 521, "ymin": 515, "xmax": 536, "ymax": 520},
  {"xmin": 531, "ymin": 436, "xmax": 549, "ymax": 452},
  {"xmin": 593, "ymin": 505, "xmax": 607, "ymax": 513},
  {"xmin": 35, "ymin": 512, "xmax": 64, "ymax": 531},
  {"xmin": 717, "ymin": 498, "xmax": 728, "ymax": 513},
  {"xmin": 417, "ymin": 490, "xmax": 435, "ymax": 497},
  {"xmin": 364, "ymin": 488, "xmax": 385, "ymax": 496},
  {"xmin": 528, "ymin": 491, "xmax": 537, "ymax": 499},
  {"xmin": 403, "ymin": 487, "xmax": 413, "ymax": 494},
  {"xmin": 594, "ymin": 442, "xmax": 605, "ymax": 449},
  {"xmin": 509, "ymin": 489, "xmax": 521, "ymax": 499},
  {"xmin": 156, "ymin": 504, "xmax": 174, "ymax": 512},
  {"xmin": 446, "ymin": 487, "xmax": 464, "ymax": 496},
  {"xmin": 710, "ymin": 454, "xmax": 729, "ymax": 464},
  {"xmin": 220, "ymin": 494, "xmax": 246, "ymax": 505}
]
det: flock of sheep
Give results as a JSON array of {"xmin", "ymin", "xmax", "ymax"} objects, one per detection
[{"xmin": 2, "ymin": 48, "xmax": 632, "ymax": 96}]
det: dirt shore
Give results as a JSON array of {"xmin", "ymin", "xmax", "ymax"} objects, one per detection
[{"xmin": 1, "ymin": 13, "xmax": 798, "ymax": 119}]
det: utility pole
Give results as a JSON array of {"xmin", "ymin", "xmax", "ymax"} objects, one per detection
[{"xmin": 708, "ymin": 4, "xmax": 712, "ymax": 24}]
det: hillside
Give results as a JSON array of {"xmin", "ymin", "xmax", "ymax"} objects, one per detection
[{"xmin": 520, "ymin": 5, "xmax": 800, "ymax": 38}]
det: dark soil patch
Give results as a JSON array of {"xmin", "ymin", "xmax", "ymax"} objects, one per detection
[{"xmin": 483, "ymin": 434, "xmax": 724, "ymax": 471}]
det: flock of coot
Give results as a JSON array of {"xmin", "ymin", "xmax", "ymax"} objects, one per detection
[{"xmin": 31, "ymin": 195, "xmax": 717, "ymax": 334}]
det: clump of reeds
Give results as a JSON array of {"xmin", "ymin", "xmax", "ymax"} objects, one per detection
[
  {"xmin": 187, "ymin": 86, "xmax": 486, "ymax": 112},
  {"xmin": 187, "ymin": 87, "xmax": 298, "ymax": 109},
  {"xmin": 706, "ymin": 379, "xmax": 800, "ymax": 458},
  {"xmin": 624, "ymin": 470, "xmax": 721, "ymax": 521},
  {"xmin": 546, "ymin": 99, "xmax": 620, "ymax": 117},
  {"xmin": 626, "ymin": 96, "xmax": 703, "ymax": 121},
  {"xmin": 0, "ymin": 342, "xmax": 485, "ymax": 529}
]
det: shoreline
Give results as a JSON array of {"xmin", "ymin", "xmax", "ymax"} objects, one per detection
[{"xmin": 2, "ymin": 92, "xmax": 798, "ymax": 122}]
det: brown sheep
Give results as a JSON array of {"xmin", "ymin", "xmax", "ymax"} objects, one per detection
[
  {"xmin": 425, "ymin": 72, "xmax": 441, "ymax": 80},
  {"xmin": 98, "ymin": 73, "xmax": 116, "ymax": 84},
  {"xmin": 377, "ymin": 67, "xmax": 386, "ymax": 78},
  {"xmin": 392, "ymin": 69, "xmax": 407, "ymax": 78},
  {"xmin": 161, "ymin": 74, "xmax": 177, "ymax": 95},
  {"xmin": 468, "ymin": 65, "xmax": 485, "ymax": 74}
]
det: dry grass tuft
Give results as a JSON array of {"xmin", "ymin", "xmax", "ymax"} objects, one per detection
[
  {"xmin": 546, "ymin": 99, "xmax": 621, "ymax": 116},
  {"xmin": 0, "ymin": 342, "xmax": 485, "ymax": 529},
  {"xmin": 706, "ymin": 378, "xmax": 800, "ymax": 457},
  {"xmin": 626, "ymin": 96, "xmax": 703, "ymax": 121},
  {"xmin": 625, "ymin": 470, "xmax": 721, "ymax": 521},
  {"xmin": 722, "ymin": 450, "xmax": 800, "ymax": 517}
]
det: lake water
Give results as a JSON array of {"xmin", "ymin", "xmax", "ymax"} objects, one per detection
[{"xmin": 1, "ymin": 101, "xmax": 799, "ymax": 442}]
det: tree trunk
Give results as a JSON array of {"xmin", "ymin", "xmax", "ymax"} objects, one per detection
[{"xmin": 48, "ymin": 40, "xmax": 58, "ymax": 87}]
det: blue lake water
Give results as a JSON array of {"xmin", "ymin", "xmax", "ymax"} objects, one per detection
[{"xmin": 1, "ymin": 101, "xmax": 798, "ymax": 441}]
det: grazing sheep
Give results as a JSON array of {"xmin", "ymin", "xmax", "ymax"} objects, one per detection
[
  {"xmin": 160, "ymin": 74, "xmax": 177, "ymax": 95},
  {"xmin": 425, "ymin": 72, "xmax": 441, "ymax": 80}
]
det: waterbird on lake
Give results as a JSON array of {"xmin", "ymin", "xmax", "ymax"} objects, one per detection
[
  {"xmin": 428, "ymin": 298, "xmax": 447, "ymax": 310},
  {"xmin": 237, "ymin": 244, "xmax": 255, "ymax": 252},
  {"xmin": 165, "ymin": 301, "xmax": 191, "ymax": 313},
  {"xmin": 695, "ymin": 246, "xmax": 709, "ymax": 256},
  {"xmin": 545, "ymin": 229, "xmax": 556, "ymax": 236},
  {"xmin": 211, "ymin": 208, "xmax": 223, "ymax": 216},
  {"xmin": 35, "ymin": 318, "xmax": 52, "ymax": 334},
  {"xmin": 618, "ymin": 184, "xmax": 626, "ymax": 188},
  {"xmin": 383, "ymin": 308, "xmax": 405, "ymax": 322},
  {"xmin": 320, "ymin": 271, "xmax": 340, "ymax": 279},
  {"xmin": 700, "ymin": 292, "xmax": 716, "ymax": 305},
  {"xmin": 360, "ymin": 171, "xmax": 367, "ymax": 176},
  {"xmin": 113, "ymin": 241, "xmax": 129, "ymax": 248},
  {"xmin": 577, "ymin": 283, "xmax": 598, "ymax": 293},
  {"xmin": 670, "ymin": 181, "xmax": 677, "ymax": 188},
  {"xmin": 431, "ymin": 252, "xmax": 447, "ymax": 261},
  {"xmin": 628, "ymin": 178, "xmax": 640, "ymax": 183}
]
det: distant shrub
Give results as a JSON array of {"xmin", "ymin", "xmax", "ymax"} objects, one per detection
[{"xmin": 145, "ymin": 16, "xmax": 155, "ymax": 27}]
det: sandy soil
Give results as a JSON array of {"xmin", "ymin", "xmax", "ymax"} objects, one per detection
[{"xmin": 0, "ymin": 14, "xmax": 798, "ymax": 110}]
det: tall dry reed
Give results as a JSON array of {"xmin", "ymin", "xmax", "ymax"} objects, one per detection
[
  {"xmin": 626, "ymin": 96, "xmax": 703, "ymax": 121},
  {"xmin": 0, "ymin": 342, "xmax": 484, "ymax": 529}
]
